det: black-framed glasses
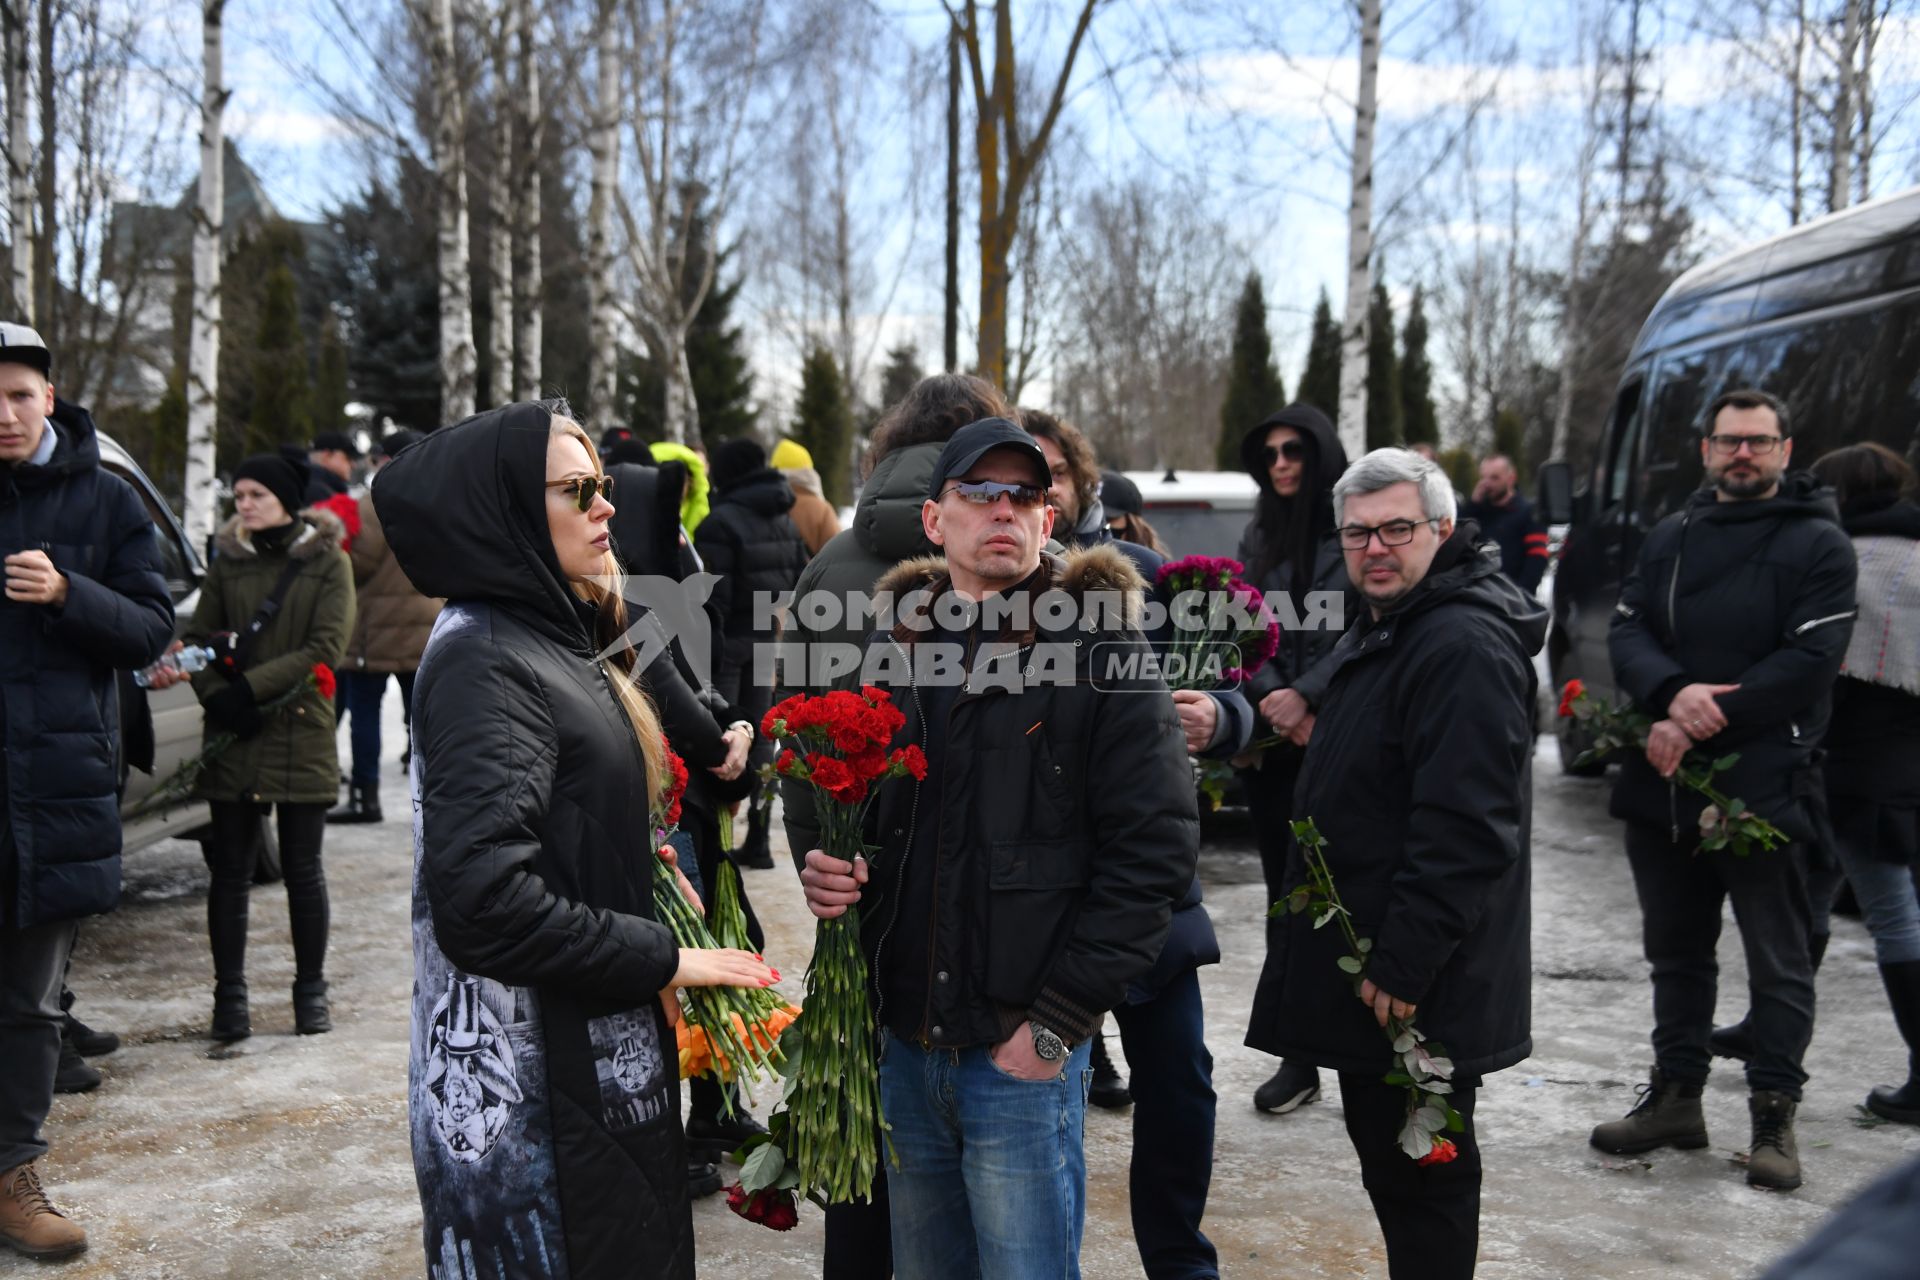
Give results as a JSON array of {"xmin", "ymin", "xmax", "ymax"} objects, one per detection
[
  {"xmin": 1262, "ymin": 440, "xmax": 1308, "ymax": 467},
  {"xmin": 939, "ymin": 479, "xmax": 1047, "ymax": 509},
  {"xmin": 547, "ymin": 474, "xmax": 614, "ymax": 511},
  {"xmin": 1337, "ymin": 517, "xmax": 1440, "ymax": 550},
  {"xmin": 1706, "ymin": 434, "xmax": 1782, "ymax": 457}
]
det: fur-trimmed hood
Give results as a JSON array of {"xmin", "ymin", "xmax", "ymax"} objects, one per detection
[
  {"xmin": 214, "ymin": 507, "xmax": 348, "ymax": 562},
  {"xmin": 874, "ymin": 543, "xmax": 1147, "ymax": 645}
]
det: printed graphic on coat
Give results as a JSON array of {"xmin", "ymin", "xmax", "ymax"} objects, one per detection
[
  {"xmin": 423, "ymin": 973, "xmax": 523, "ymax": 1162},
  {"xmin": 586, "ymin": 1008, "xmax": 670, "ymax": 1133}
]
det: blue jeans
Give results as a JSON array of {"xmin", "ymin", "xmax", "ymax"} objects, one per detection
[
  {"xmin": 338, "ymin": 670, "xmax": 388, "ymax": 787},
  {"xmin": 1112, "ymin": 970, "xmax": 1218, "ymax": 1280},
  {"xmin": 1832, "ymin": 803, "xmax": 1920, "ymax": 965},
  {"xmin": 881, "ymin": 1033, "xmax": 1092, "ymax": 1280}
]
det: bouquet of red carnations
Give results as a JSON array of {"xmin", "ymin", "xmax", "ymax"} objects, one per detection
[{"xmin": 724, "ymin": 686, "xmax": 927, "ymax": 1225}]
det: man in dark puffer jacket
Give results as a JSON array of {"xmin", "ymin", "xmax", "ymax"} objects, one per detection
[
  {"xmin": 1590, "ymin": 389, "xmax": 1856, "ymax": 1194},
  {"xmin": 695, "ymin": 437, "xmax": 808, "ymax": 869},
  {"xmin": 0, "ymin": 322, "xmax": 172, "ymax": 1259}
]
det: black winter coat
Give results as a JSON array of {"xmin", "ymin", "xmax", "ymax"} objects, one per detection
[
  {"xmin": 1460, "ymin": 492, "xmax": 1549, "ymax": 594},
  {"xmin": 852, "ymin": 546, "xmax": 1200, "ymax": 1048},
  {"xmin": 693, "ymin": 466, "xmax": 808, "ymax": 705},
  {"xmin": 375, "ymin": 404, "xmax": 692, "ymax": 1280},
  {"xmin": 1, "ymin": 400, "xmax": 172, "ymax": 927},
  {"xmin": 1608, "ymin": 474, "xmax": 1857, "ymax": 844},
  {"xmin": 1246, "ymin": 534, "xmax": 1545, "ymax": 1077}
]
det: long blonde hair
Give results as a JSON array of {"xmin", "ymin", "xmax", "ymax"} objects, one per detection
[{"xmin": 549, "ymin": 414, "xmax": 668, "ymax": 807}]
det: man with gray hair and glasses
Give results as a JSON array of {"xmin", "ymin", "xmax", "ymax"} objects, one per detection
[{"xmin": 1246, "ymin": 447, "xmax": 1544, "ymax": 1280}]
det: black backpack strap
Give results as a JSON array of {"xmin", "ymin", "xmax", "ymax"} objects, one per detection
[{"xmin": 233, "ymin": 557, "xmax": 307, "ymax": 672}]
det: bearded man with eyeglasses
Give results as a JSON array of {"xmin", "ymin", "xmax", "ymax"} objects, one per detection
[
  {"xmin": 797, "ymin": 417, "xmax": 1199, "ymax": 1280},
  {"xmin": 1591, "ymin": 388, "xmax": 1858, "ymax": 1194},
  {"xmin": 1245, "ymin": 447, "xmax": 1546, "ymax": 1280}
]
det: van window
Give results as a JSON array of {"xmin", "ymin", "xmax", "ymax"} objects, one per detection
[
  {"xmin": 103, "ymin": 460, "xmax": 197, "ymax": 604},
  {"xmin": 1602, "ymin": 379, "xmax": 1643, "ymax": 509},
  {"xmin": 1741, "ymin": 298, "xmax": 1920, "ymax": 470},
  {"xmin": 1637, "ymin": 345, "xmax": 1739, "ymax": 527}
]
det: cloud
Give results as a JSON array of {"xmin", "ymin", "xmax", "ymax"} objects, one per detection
[{"xmin": 227, "ymin": 105, "xmax": 355, "ymax": 148}]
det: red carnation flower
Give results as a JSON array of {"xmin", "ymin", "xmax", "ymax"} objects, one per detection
[
  {"xmin": 1557, "ymin": 679, "xmax": 1586, "ymax": 719},
  {"xmin": 890, "ymin": 745, "xmax": 929, "ymax": 781},
  {"xmin": 1417, "ymin": 1137, "xmax": 1459, "ymax": 1167},
  {"xmin": 311, "ymin": 664, "xmax": 337, "ymax": 700}
]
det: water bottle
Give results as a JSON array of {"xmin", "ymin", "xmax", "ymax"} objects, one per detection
[{"xmin": 134, "ymin": 645, "xmax": 216, "ymax": 688}]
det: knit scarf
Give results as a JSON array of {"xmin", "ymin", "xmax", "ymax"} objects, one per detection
[{"xmin": 1842, "ymin": 533, "xmax": 1920, "ymax": 695}]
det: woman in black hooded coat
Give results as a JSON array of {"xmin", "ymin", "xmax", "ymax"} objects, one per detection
[
  {"xmin": 374, "ymin": 402, "xmax": 772, "ymax": 1280},
  {"xmin": 1232, "ymin": 403, "xmax": 1356, "ymax": 1116}
]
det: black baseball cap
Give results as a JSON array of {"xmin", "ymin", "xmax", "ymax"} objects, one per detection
[
  {"xmin": 313, "ymin": 430, "xmax": 363, "ymax": 459},
  {"xmin": 0, "ymin": 321, "xmax": 51, "ymax": 374},
  {"xmin": 1100, "ymin": 471, "xmax": 1143, "ymax": 516},
  {"xmin": 926, "ymin": 417, "xmax": 1049, "ymax": 501}
]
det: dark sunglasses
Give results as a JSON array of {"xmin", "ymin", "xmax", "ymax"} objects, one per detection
[
  {"xmin": 547, "ymin": 474, "xmax": 614, "ymax": 512},
  {"xmin": 939, "ymin": 479, "xmax": 1048, "ymax": 509},
  {"xmin": 1262, "ymin": 440, "xmax": 1309, "ymax": 467}
]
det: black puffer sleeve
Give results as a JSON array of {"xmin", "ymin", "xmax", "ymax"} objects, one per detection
[{"xmin": 416, "ymin": 630, "xmax": 679, "ymax": 1003}]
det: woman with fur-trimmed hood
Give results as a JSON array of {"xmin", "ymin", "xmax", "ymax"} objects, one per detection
[{"xmin": 174, "ymin": 452, "xmax": 355, "ymax": 1042}]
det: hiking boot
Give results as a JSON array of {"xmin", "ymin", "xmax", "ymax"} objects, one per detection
[
  {"xmin": 687, "ymin": 1160, "xmax": 724, "ymax": 1199},
  {"xmin": 1709, "ymin": 1019, "xmax": 1754, "ymax": 1063},
  {"xmin": 210, "ymin": 981, "xmax": 250, "ymax": 1043},
  {"xmin": 53, "ymin": 1040, "xmax": 101, "ymax": 1094},
  {"xmin": 1590, "ymin": 1068, "xmax": 1709, "ymax": 1154},
  {"xmin": 61, "ymin": 1014, "xmax": 119, "ymax": 1058},
  {"xmin": 326, "ymin": 783, "xmax": 382, "ymax": 825},
  {"xmin": 1088, "ymin": 1033, "xmax": 1132, "ymax": 1110},
  {"xmin": 0, "ymin": 1163, "xmax": 87, "ymax": 1259},
  {"xmin": 1254, "ymin": 1059, "xmax": 1321, "ymax": 1114},
  {"xmin": 293, "ymin": 979, "xmax": 332, "ymax": 1035},
  {"xmin": 1747, "ymin": 1091, "xmax": 1802, "ymax": 1190}
]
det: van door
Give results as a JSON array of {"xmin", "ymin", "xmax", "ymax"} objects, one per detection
[{"xmin": 1553, "ymin": 375, "xmax": 1644, "ymax": 700}]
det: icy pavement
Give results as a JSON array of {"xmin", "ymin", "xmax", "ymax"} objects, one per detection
[{"xmin": 13, "ymin": 709, "xmax": 1920, "ymax": 1277}]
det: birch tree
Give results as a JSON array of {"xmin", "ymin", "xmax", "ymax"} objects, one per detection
[
  {"xmin": 1828, "ymin": 0, "xmax": 1861, "ymax": 212},
  {"xmin": 424, "ymin": 0, "xmax": 476, "ymax": 421},
  {"xmin": 947, "ymin": 0, "xmax": 1098, "ymax": 392},
  {"xmin": 183, "ymin": 0, "xmax": 228, "ymax": 551},
  {"xmin": 483, "ymin": 0, "xmax": 513, "ymax": 407},
  {"xmin": 3, "ymin": 0, "xmax": 29, "ymax": 317},
  {"xmin": 613, "ymin": 0, "xmax": 766, "ymax": 447},
  {"xmin": 585, "ymin": 0, "xmax": 618, "ymax": 436},
  {"xmin": 1337, "ymin": 0, "xmax": 1382, "ymax": 460},
  {"xmin": 511, "ymin": 0, "xmax": 541, "ymax": 400}
]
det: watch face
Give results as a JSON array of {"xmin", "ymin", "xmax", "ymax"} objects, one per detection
[{"xmin": 1031, "ymin": 1024, "xmax": 1065, "ymax": 1061}]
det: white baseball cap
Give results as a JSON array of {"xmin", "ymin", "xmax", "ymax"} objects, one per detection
[{"xmin": 0, "ymin": 321, "xmax": 51, "ymax": 374}]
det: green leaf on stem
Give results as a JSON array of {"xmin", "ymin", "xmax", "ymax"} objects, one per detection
[
  {"xmin": 1336, "ymin": 955, "xmax": 1363, "ymax": 974},
  {"xmin": 739, "ymin": 1142, "xmax": 787, "ymax": 1194}
]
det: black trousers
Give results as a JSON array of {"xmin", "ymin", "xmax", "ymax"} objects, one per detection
[
  {"xmin": 204, "ymin": 800, "xmax": 330, "ymax": 985},
  {"xmin": 1113, "ymin": 969, "xmax": 1218, "ymax": 1280},
  {"xmin": 1339, "ymin": 1071, "xmax": 1481, "ymax": 1280},
  {"xmin": 1624, "ymin": 822, "xmax": 1815, "ymax": 1097}
]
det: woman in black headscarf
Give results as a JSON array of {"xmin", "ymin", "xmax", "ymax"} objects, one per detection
[{"xmin": 375, "ymin": 403, "xmax": 772, "ymax": 1280}]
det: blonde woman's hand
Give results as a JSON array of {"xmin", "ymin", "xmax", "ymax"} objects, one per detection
[{"xmin": 670, "ymin": 947, "xmax": 777, "ymax": 990}]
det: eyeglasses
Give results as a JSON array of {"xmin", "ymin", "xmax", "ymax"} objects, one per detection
[
  {"xmin": 1337, "ymin": 518, "xmax": 1440, "ymax": 550},
  {"xmin": 1706, "ymin": 434, "xmax": 1783, "ymax": 457},
  {"xmin": 1262, "ymin": 441, "xmax": 1308, "ymax": 467},
  {"xmin": 547, "ymin": 474, "xmax": 614, "ymax": 511},
  {"xmin": 939, "ymin": 479, "xmax": 1047, "ymax": 509}
]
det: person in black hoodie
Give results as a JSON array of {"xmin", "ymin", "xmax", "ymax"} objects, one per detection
[
  {"xmin": 374, "ymin": 402, "xmax": 773, "ymax": 1280},
  {"xmin": 0, "ymin": 323, "xmax": 172, "ymax": 1260},
  {"xmin": 1807, "ymin": 442, "xmax": 1920, "ymax": 1124},
  {"xmin": 1233, "ymin": 404, "xmax": 1356, "ymax": 1116},
  {"xmin": 1590, "ymin": 389, "xmax": 1856, "ymax": 1193},
  {"xmin": 695, "ymin": 437, "xmax": 808, "ymax": 870},
  {"xmin": 1245, "ymin": 446, "xmax": 1543, "ymax": 1280}
]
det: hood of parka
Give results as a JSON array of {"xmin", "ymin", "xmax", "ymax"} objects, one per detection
[{"xmin": 372, "ymin": 402, "xmax": 594, "ymax": 652}]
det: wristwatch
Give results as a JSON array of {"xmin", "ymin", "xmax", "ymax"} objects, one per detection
[{"xmin": 1029, "ymin": 1020, "xmax": 1068, "ymax": 1063}]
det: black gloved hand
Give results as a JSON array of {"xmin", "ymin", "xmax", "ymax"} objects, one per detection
[{"xmin": 202, "ymin": 679, "xmax": 265, "ymax": 740}]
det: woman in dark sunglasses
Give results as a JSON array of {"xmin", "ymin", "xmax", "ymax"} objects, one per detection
[
  {"xmin": 373, "ymin": 401, "xmax": 774, "ymax": 1280},
  {"xmin": 1232, "ymin": 403, "xmax": 1356, "ymax": 1118}
]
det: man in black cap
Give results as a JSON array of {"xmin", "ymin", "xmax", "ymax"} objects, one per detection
[
  {"xmin": 0, "ymin": 321, "xmax": 172, "ymax": 1259},
  {"xmin": 798, "ymin": 418, "xmax": 1200, "ymax": 1279},
  {"xmin": 307, "ymin": 431, "xmax": 361, "ymax": 501}
]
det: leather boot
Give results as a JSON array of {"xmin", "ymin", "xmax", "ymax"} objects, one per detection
[
  {"xmin": 1254, "ymin": 1059, "xmax": 1321, "ymax": 1114},
  {"xmin": 293, "ymin": 979, "xmax": 332, "ymax": 1035},
  {"xmin": 210, "ymin": 980, "xmax": 250, "ymax": 1042},
  {"xmin": 734, "ymin": 805, "xmax": 774, "ymax": 870},
  {"xmin": 52, "ymin": 1038, "xmax": 101, "ymax": 1094},
  {"xmin": 1868, "ymin": 959, "xmax": 1920, "ymax": 1123},
  {"xmin": 1590, "ymin": 1067, "xmax": 1709, "ymax": 1154},
  {"xmin": 326, "ymin": 783, "xmax": 382, "ymax": 825},
  {"xmin": 1088, "ymin": 1032, "xmax": 1132, "ymax": 1109},
  {"xmin": 1747, "ymin": 1091, "xmax": 1802, "ymax": 1189},
  {"xmin": 61, "ymin": 1013, "xmax": 119, "ymax": 1057},
  {"xmin": 0, "ymin": 1162, "xmax": 86, "ymax": 1259}
]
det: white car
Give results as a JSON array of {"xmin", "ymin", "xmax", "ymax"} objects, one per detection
[{"xmin": 1122, "ymin": 469, "xmax": 1259, "ymax": 560}]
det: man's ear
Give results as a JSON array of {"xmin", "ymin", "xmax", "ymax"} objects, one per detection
[
  {"xmin": 922, "ymin": 498, "xmax": 945, "ymax": 548},
  {"xmin": 1039, "ymin": 503, "xmax": 1056, "ymax": 541},
  {"xmin": 1436, "ymin": 517, "xmax": 1455, "ymax": 541},
  {"xmin": 41, "ymin": 380, "xmax": 54, "ymax": 414}
]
